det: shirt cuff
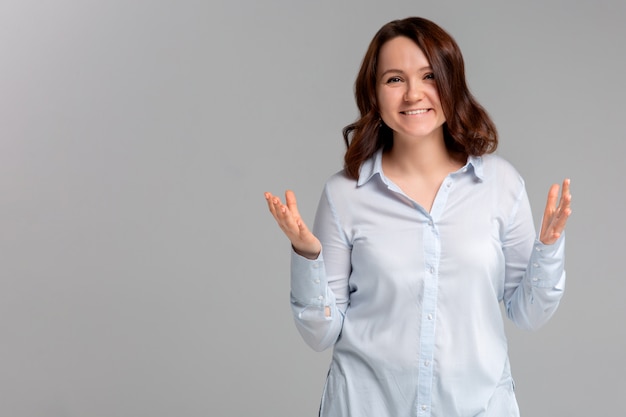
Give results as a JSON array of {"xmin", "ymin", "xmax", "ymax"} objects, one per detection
[
  {"xmin": 527, "ymin": 233, "xmax": 566, "ymax": 289},
  {"xmin": 290, "ymin": 248, "xmax": 328, "ymax": 307}
]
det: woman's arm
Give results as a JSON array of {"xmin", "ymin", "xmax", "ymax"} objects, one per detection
[
  {"xmin": 265, "ymin": 188, "xmax": 351, "ymax": 351},
  {"xmin": 503, "ymin": 179, "xmax": 572, "ymax": 331}
]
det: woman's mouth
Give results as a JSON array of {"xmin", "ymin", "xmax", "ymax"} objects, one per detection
[{"xmin": 402, "ymin": 109, "xmax": 429, "ymax": 115}]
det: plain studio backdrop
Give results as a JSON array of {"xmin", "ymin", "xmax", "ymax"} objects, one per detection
[{"xmin": 1, "ymin": 0, "xmax": 624, "ymax": 415}]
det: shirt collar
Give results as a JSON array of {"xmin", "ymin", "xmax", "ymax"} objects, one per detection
[
  {"xmin": 356, "ymin": 149, "xmax": 383, "ymax": 186},
  {"xmin": 356, "ymin": 149, "xmax": 485, "ymax": 187},
  {"xmin": 467, "ymin": 155, "xmax": 484, "ymax": 181}
]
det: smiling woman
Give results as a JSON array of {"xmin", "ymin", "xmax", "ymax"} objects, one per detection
[
  {"xmin": 342, "ymin": 17, "xmax": 497, "ymax": 182},
  {"xmin": 264, "ymin": 16, "xmax": 571, "ymax": 417},
  {"xmin": 376, "ymin": 36, "xmax": 447, "ymax": 146}
]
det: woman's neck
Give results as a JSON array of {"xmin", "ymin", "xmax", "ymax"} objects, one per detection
[{"xmin": 383, "ymin": 132, "xmax": 463, "ymax": 179}]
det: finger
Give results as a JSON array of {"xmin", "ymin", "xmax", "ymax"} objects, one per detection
[
  {"xmin": 541, "ymin": 183, "xmax": 560, "ymax": 228},
  {"xmin": 546, "ymin": 183, "xmax": 560, "ymax": 211},
  {"xmin": 286, "ymin": 191, "xmax": 316, "ymax": 236},
  {"xmin": 265, "ymin": 192, "xmax": 281, "ymax": 218},
  {"xmin": 285, "ymin": 190, "xmax": 302, "ymax": 219},
  {"xmin": 554, "ymin": 179, "xmax": 572, "ymax": 222},
  {"xmin": 556, "ymin": 178, "xmax": 572, "ymax": 212},
  {"xmin": 561, "ymin": 178, "xmax": 571, "ymax": 198},
  {"xmin": 264, "ymin": 192, "xmax": 275, "ymax": 212}
]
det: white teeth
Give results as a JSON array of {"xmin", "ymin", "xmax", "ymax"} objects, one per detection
[{"xmin": 404, "ymin": 109, "xmax": 428, "ymax": 115}]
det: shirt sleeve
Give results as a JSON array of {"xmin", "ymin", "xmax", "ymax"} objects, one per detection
[
  {"xmin": 290, "ymin": 183, "xmax": 351, "ymax": 351},
  {"xmin": 502, "ymin": 181, "xmax": 566, "ymax": 331}
]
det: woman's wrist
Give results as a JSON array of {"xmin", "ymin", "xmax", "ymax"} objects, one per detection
[{"xmin": 293, "ymin": 245, "xmax": 321, "ymax": 260}]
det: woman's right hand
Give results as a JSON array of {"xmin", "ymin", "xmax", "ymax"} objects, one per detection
[{"xmin": 264, "ymin": 190, "xmax": 321, "ymax": 259}]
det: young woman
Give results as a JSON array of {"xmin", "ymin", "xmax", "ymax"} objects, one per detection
[{"xmin": 265, "ymin": 17, "xmax": 571, "ymax": 417}]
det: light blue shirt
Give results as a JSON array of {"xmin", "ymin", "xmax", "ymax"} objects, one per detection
[{"xmin": 290, "ymin": 150, "xmax": 566, "ymax": 417}]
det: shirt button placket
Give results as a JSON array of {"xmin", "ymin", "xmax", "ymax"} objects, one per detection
[{"xmin": 417, "ymin": 215, "xmax": 438, "ymax": 417}]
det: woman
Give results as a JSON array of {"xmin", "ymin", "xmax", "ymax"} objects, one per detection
[{"xmin": 265, "ymin": 17, "xmax": 571, "ymax": 417}]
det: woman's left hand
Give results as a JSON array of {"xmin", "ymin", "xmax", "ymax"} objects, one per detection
[{"xmin": 539, "ymin": 178, "xmax": 572, "ymax": 245}]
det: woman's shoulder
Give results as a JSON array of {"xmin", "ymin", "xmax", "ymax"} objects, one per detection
[
  {"xmin": 323, "ymin": 169, "xmax": 358, "ymax": 189},
  {"xmin": 480, "ymin": 153, "xmax": 524, "ymax": 182},
  {"xmin": 318, "ymin": 169, "xmax": 363, "ymax": 208}
]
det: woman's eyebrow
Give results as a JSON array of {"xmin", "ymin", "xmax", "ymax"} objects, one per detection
[
  {"xmin": 379, "ymin": 66, "xmax": 433, "ymax": 78},
  {"xmin": 379, "ymin": 69, "xmax": 404, "ymax": 77}
]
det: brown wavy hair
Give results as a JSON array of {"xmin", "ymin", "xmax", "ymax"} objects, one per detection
[{"xmin": 342, "ymin": 17, "xmax": 498, "ymax": 179}]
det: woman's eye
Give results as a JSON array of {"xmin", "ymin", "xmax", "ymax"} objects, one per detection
[
  {"xmin": 385, "ymin": 76, "xmax": 402, "ymax": 84},
  {"xmin": 424, "ymin": 73, "xmax": 435, "ymax": 80}
]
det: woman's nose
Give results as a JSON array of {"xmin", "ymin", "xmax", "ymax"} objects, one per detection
[{"xmin": 404, "ymin": 82, "xmax": 423, "ymax": 102}]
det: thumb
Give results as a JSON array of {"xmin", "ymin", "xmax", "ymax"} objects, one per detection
[{"xmin": 285, "ymin": 190, "xmax": 301, "ymax": 218}]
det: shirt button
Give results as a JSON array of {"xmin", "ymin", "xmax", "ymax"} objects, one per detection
[
  {"xmin": 532, "ymin": 277, "xmax": 538, "ymax": 282},
  {"xmin": 318, "ymin": 296, "xmax": 324, "ymax": 300},
  {"xmin": 314, "ymin": 279, "xmax": 320, "ymax": 284},
  {"xmin": 424, "ymin": 360, "xmax": 430, "ymax": 366},
  {"xmin": 532, "ymin": 263, "xmax": 539, "ymax": 268},
  {"xmin": 429, "ymin": 267, "xmax": 435, "ymax": 274},
  {"xmin": 421, "ymin": 405, "xmax": 427, "ymax": 411},
  {"xmin": 427, "ymin": 314, "xmax": 433, "ymax": 320},
  {"xmin": 446, "ymin": 182, "xmax": 451, "ymax": 188},
  {"xmin": 428, "ymin": 220, "xmax": 433, "ymax": 226}
]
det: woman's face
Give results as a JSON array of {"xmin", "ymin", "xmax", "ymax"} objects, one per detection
[{"xmin": 376, "ymin": 36, "xmax": 446, "ymax": 143}]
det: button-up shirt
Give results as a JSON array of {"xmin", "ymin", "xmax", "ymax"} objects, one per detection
[{"xmin": 290, "ymin": 150, "xmax": 566, "ymax": 417}]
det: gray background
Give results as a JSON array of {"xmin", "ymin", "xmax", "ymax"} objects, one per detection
[{"xmin": 1, "ymin": 0, "xmax": 624, "ymax": 416}]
